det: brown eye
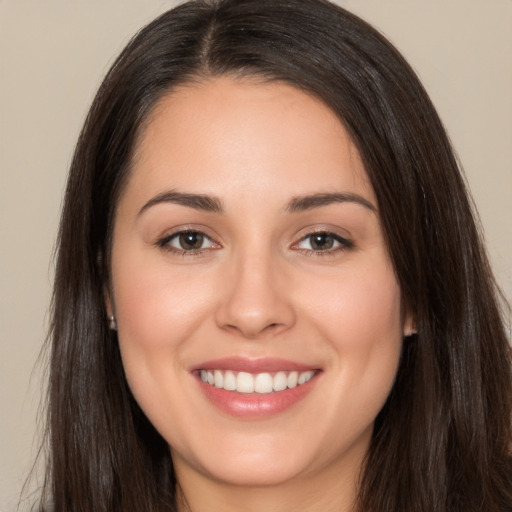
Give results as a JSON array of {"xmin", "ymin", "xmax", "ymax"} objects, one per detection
[
  {"xmin": 159, "ymin": 230, "xmax": 216, "ymax": 253},
  {"xmin": 309, "ymin": 233, "xmax": 335, "ymax": 250},
  {"xmin": 177, "ymin": 232, "xmax": 205, "ymax": 250}
]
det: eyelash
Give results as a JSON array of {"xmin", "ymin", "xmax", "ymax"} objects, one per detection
[{"xmin": 156, "ymin": 229, "xmax": 354, "ymax": 257}]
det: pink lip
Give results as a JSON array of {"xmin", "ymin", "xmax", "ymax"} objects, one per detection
[
  {"xmin": 191, "ymin": 357, "xmax": 320, "ymax": 419},
  {"xmin": 191, "ymin": 356, "xmax": 317, "ymax": 373}
]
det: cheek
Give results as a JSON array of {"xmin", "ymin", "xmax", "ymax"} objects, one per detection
[
  {"xmin": 300, "ymin": 262, "xmax": 403, "ymax": 441},
  {"xmin": 305, "ymin": 259, "xmax": 403, "ymax": 345},
  {"xmin": 113, "ymin": 256, "xmax": 213, "ymax": 348},
  {"xmin": 110, "ymin": 251, "xmax": 218, "ymax": 405},
  {"xmin": 110, "ymin": 257, "xmax": 216, "ymax": 425},
  {"xmin": 300, "ymin": 260, "xmax": 404, "ymax": 400}
]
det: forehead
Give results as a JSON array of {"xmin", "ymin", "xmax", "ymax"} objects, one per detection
[{"xmin": 125, "ymin": 77, "xmax": 375, "ymax": 210}]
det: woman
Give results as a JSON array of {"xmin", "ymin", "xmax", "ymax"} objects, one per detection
[{"xmin": 40, "ymin": 0, "xmax": 511, "ymax": 510}]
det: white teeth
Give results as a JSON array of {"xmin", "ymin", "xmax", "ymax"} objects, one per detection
[
  {"xmin": 287, "ymin": 371, "xmax": 298, "ymax": 389},
  {"xmin": 303, "ymin": 370, "xmax": 315, "ymax": 383},
  {"xmin": 273, "ymin": 371, "xmax": 288, "ymax": 391},
  {"xmin": 200, "ymin": 369, "xmax": 316, "ymax": 394},
  {"xmin": 254, "ymin": 373, "xmax": 273, "ymax": 394},
  {"xmin": 214, "ymin": 370, "xmax": 223, "ymax": 388},
  {"xmin": 223, "ymin": 370, "xmax": 236, "ymax": 391},
  {"xmin": 236, "ymin": 372, "xmax": 254, "ymax": 393},
  {"xmin": 298, "ymin": 370, "xmax": 314, "ymax": 385}
]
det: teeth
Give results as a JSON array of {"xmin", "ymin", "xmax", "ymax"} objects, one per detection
[
  {"xmin": 214, "ymin": 370, "xmax": 223, "ymax": 388},
  {"xmin": 254, "ymin": 372, "xmax": 273, "ymax": 394},
  {"xmin": 288, "ymin": 371, "xmax": 298, "ymax": 389},
  {"xmin": 236, "ymin": 372, "xmax": 254, "ymax": 393},
  {"xmin": 273, "ymin": 371, "xmax": 288, "ymax": 391},
  {"xmin": 298, "ymin": 371, "xmax": 311, "ymax": 385},
  {"xmin": 224, "ymin": 370, "xmax": 236, "ymax": 391},
  {"xmin": 200, "ymin": 369, "xmax": 316, "ymax": 394}
]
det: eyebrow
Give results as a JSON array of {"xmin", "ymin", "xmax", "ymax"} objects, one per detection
[
  {"xmin": 285, "ymin": 192, "xmax": 376, "ymax": 213},
  {"xmin": 137, "ymin": 190, "xmax": 376, "ymax": 217},
  {"xmin": 138, "ymin": 190, "xmax": 224, "ymax": 216}
]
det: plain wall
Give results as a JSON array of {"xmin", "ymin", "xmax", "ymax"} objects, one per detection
[{"xmin": 1, "ymin": 1, "xmax": 510, "ymax": 509}]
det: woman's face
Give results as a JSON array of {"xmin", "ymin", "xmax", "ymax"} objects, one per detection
[{"xmin": 109, "ymin": 77, "xmax": 412, "ymax": 492}]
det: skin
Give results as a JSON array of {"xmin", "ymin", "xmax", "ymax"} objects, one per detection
[{"xmin": 107, "ymin": 77, "xmax": 414, "ymax": 512}]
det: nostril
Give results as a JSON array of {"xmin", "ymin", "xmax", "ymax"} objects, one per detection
[{"xmin": 261, "ymin": 322, "xmax": 281, "ymax": 332}]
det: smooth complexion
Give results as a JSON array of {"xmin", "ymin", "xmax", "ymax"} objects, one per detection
[{"xmin": 108, "ymin": 77, "xmax": 413, "ymax": 512}]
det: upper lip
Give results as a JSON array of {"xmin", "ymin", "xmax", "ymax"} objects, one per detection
[{"xmin": 190, "ymin": 357, "xmax": 319, "ymax": 374}]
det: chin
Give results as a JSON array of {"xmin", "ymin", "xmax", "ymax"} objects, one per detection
[
  {"xmin": 170, "ymin": 433, "xmax": 318, "ymax": 488},
  {"xmin": 195, "ymin": 456, "xmax": 309, "ymax": 487}
]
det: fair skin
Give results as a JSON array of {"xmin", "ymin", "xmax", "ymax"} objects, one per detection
[{"xmin": 108, "ymin": 77, "xmax": 413, "ymax": 512}]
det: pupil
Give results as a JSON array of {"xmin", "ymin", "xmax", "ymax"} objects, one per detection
[
  {"xmin": 179, "ymin": 232, "xmax": 203, "ymax": 250},
  {"xmin": 311, "ymin": 233, "xmax": 333, "ymax": 250}
]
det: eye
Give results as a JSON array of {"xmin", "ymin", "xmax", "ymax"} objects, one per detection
[
  {"xmin": 293, "ymin": 231, "xmax": 353, "ymax": 254},
  {"xmin": 158, "ymin": 230, "xmax": 218, "ymax": 254}
]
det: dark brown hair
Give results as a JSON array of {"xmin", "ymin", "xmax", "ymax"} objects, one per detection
[{"xmin": 39, "ymin": 0, "xmax": 511, "ymax": 510}]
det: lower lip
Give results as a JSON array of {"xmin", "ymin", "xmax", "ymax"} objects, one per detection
[{"xmin": 196, "ymin": 374, "xmax": 319, "ymax": 419}]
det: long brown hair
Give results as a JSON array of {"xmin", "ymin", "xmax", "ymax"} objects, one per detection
[{"xmin": 39, "ymin": 1, "xmax": 511, "ymax": 510}]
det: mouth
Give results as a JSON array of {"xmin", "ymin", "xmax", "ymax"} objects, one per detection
[
  {"xmin": 198, "ymin": 369, "xmax": 317, "ymax": 394},
  {"xmin": 191, "ymin": 358, "xmax": 321, "ymax": 418}
]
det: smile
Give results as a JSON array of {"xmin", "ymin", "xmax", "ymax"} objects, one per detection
[{"xmin": 199, "ymin": 369, "xmax": 316, "ymax": 394}]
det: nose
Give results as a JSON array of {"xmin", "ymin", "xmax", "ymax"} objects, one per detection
[{"xmin": 215, "ymin": 250, "xmax": 296, "ymax": 339}]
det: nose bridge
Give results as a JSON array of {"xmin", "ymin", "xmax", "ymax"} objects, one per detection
[{"xmin": 215, "ymin": 241, "xmax": 295, "ymax": 338}]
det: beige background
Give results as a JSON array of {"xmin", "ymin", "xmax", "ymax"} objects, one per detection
[{"xmin": 1, "ymin": 1, "xmax": 511, "ymax": 510}]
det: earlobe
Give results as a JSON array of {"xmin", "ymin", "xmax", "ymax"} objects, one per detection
[
  {"xmin": 104, "ymin": 286, "xmax": 117, "ymax": 330},
  {"xmin": 403, "ymin": 318, "xmax": 417, "ymax": 337},
  {"xmin": 404, "ymin": 326, "xmax": 417, "ymax": 337},
  {"xmin": 108, "ymin": 315, "xmax": 118, "ymax": 331},
  {"xmin": 402, "ymin": 306, "xmax": 417, "ymax": 337}
]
